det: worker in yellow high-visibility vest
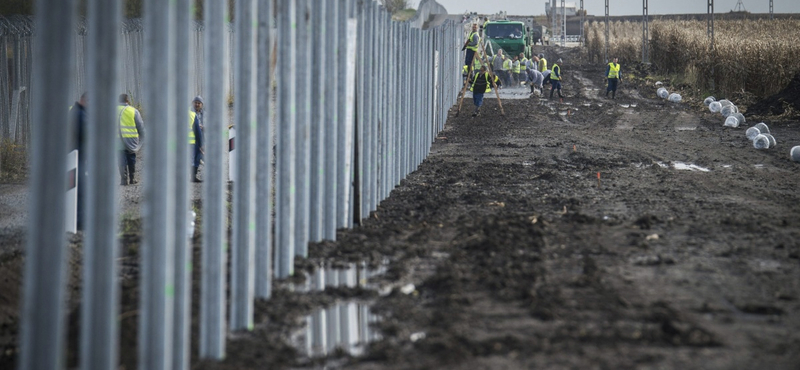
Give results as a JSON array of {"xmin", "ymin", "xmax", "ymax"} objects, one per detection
[
  {"xmin": 188, "ymin": 112, "xmax": 203, "ymax": 183},
  {"xmin": 538, "ymin": 53, "xmax": 547, "ymax": 72},
  {"xmin": 519, "ymin": 53, "xmax": 529, "ymax": 85},
  {"xmin": 502, "ymin": 56, "xmax": 513, "ymax": 88},
  {"xmin": 462, "ymin": 23, "xmax": 481, "ymax": 73},
  {"xmin": 469, "ymin": 66, "xmax": 492, "ymax": 117},
  {"xmin": 118, "ymin": 93, "xmax": 145, "ymax": 185},
  {"xmin": 512, "ymin": 56, "xmax": 521, "ymax": 86},
  {"xmin": 549, "ymin": 58, "xmax": 564, "ymax": 100},
  {"xmin": 473, "ymin": 54, "xmax": 482, "ymax": 74},
  {"xmin": 606, "ymin": 57, "xmax": 622, "ymax": 99}
]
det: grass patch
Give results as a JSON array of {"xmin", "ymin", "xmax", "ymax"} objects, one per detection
[
  {"xmin": 393, "ymin": 8, "xmax": 416, "ymax": 22},
  {"xmin": 0, "ymin": 139, "xmax": 27, "ymax": 182}
]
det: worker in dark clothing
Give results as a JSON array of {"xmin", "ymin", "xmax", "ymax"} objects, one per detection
[
  {"xmin": 462, "ymin": 23, "xmax": 480, "ymax": 73},
  {"xmin": 470, "ymin": 66, "xmax": 492, "ymax": 117},
  {"xmin": 550, "ymin": 58, "xmax": 564, "ymax": 99},
  {"xmin": 189, "ymin": 109, "xmax": 203, "ymax": 182},
  {"xmin": 70, "ymin": 93, "xmax": 87, "ymax": 230},
  {"xmin": 118, "ymin": 93, "xmax": 145, "ymax": 185},
  {"xmin": 606, "ymin": 57, "xmax": 622, "ymax": 99},
  {"xmin": 191, "ymin": 96, "xmax": 205, "ymax": 182}
]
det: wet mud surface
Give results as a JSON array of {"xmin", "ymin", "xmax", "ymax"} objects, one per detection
[{"xmin": 2, "ymin": 47, "xmax": 800, "ymax": 369}]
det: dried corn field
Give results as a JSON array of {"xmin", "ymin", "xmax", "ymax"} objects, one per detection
[
  {"xmin": 585, "ymin": 19, "xmax": 800, "ymax": 99},
  {"xmin": 585, "ymin": 20, "xmax": 643, "ymax": 64}
]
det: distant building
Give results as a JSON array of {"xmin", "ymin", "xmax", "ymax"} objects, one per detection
[{"xmin": 545, "ymin": 1, "xmax": 577, "ymax": 17}]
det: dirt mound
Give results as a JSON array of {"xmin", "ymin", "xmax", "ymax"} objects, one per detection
[{"xmin": 747, "ymin": 72, "xmax": 800, "ymax": 118}]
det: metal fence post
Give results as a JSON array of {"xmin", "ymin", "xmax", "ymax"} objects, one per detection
[
  {"xmin": 381, "ymin": 10, "xmax": 390, "ymax": 204},
  {"xmin": 323, "ymin": 0, "xmax": 339, "ymax": 240},
  {"xmin": 276, "ymin": 0, "xmax": 297, "ymax": 277},
  {"xmin": 336, "ymin": 0, "xmax": 351, "ymax": 228},
  {"xmin": 80, "ymin": 0, "xmax": 122, "ymax": 368},
  {"xmin": 392, "ymin": 22, "xmax": 400, "ymax": 188},
  {"xmin": 140, "ymin": 0, "xmax": 178, "ymax": 367},
  {"xmin": 255, "ymin": 0, "xmax": 275, "ymax": 299},
  {"xmin": 171, "ymin": 0, "xmax": 192, "ymax": 367},
  {"xmin": 310, "ymin": 0, "xmax": 326, "ymax": 240},
  {"xmin": 362, "ymin": 0, "xmax": 374, "ymax": 218},
  {"xmin": 343, "ymin": 0, "xmax": 357, "ymax": 228},
  {"xmin": 200, "ymin": 0, "xmax": 228, "ymax": 358},
  {"xmin": 19, "ymin": 0, "xmax": 75, "ymax": 368},
  {"xmin": 355, "ymin": 0, "xmax": 366, "ymax": 224},
  {"xmin": 231, "ymin": 0, "xmax": 257, "ymax": 331},
  {"xmin": 295, "ymin": 0, "xmax": 311, "ymax": 257},
  {"xmin": 364, "ymin": 1, "xmax": 375, "ymax": 214}
]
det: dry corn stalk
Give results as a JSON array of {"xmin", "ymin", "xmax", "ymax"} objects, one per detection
[{"xmin": 585, "ymin": 19, "xmax": 800, "ymax": 99}]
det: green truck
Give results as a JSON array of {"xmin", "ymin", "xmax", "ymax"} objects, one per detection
[{"xmin": 483, "ymin": 20, "xmax": 535, "ymax": 58}]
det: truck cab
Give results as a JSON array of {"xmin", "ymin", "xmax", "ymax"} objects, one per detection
[{"xmin": 483, "ymin": 20, "xmax": 534, "ymax": 59}]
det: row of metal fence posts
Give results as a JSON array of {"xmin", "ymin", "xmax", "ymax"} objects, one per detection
[
  {"xmin": 20, "ymin": 0, "xmax": 460, "ymax": 369},
  {"xmin": 0, "ymin": 22, "xmax": 32, "ymax": 147}
]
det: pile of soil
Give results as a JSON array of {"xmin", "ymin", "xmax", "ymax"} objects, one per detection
[{"xmin": 746, "ymin": 72, "xmax": 800, "ymax": 118}]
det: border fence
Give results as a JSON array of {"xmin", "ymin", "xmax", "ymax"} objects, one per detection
[
  {"xmin": 18, "ymin": 0, "xmax": 461, "ymax": 369},
  {"xmin": 0, "ymin": 14, "xmax": 232, "ymax": 147}
]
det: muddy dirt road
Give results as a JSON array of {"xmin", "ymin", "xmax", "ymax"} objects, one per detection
[
  {"xmin": 192, "ymin": 47, "xmax": 800, "ymax": 369},
  {"xmin": 3, "ymin": 46, "xmax": 800, "ymax": 369}
]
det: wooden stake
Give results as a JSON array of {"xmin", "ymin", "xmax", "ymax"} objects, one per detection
[
  {"xmin": 597, "ymin": 172, "xmax": 601, "ymax": 188},
  {"xmin": 478, "ymin": 40, "xmax": 505, "ymax": 116}
]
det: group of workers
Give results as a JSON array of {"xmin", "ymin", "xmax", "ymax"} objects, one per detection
[
  {"xmin": 70, "ymin": 93, "xmax": 206, "ymax": 230},
  {"xmin": 461, "ymin": 22, "xmax": 623, "ymax": 117}
]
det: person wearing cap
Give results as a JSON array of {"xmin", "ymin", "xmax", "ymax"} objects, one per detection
[
  {"xmin": 190, "ymin": 96, "xmax": 205, "ymax": 182},
  {"xmin": 529, "ymin": 68, "xmax": 544, "ymax": 95},
  {"xmin": 192, "ymin": 95, "xmax": 205, "ymax": 131},
  {"xmin": 469, "ymin": 65, "xmax": 492, "ymax": 117},
  {"xmin": 606, "ymin": 57, "xmax": 622, "ymax": 99},
  {"xmin": 462, "ymin": 24, "xmax": 481, "ymax": 73},
  {"xmin": 526, "ymin": 56, "xmax": 538, "ymax": 84},
  {"xmin": 117, "ymin": 94, "xmax": 145, "ymax": 185},
  {"xmin": 538, "ymin": 53, "xmax": 547, "ymax": 73},
  {"xmin": 549, "ymin": 58, "xmax": 564, "ymax": 99}
]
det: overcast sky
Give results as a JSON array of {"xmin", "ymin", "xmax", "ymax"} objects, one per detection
[{"xmin": 410, "ymin": 0, "xmax": 800, "ymax": 16}]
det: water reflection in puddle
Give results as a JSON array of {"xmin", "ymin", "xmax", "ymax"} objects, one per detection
[{"xmin": 298, "ymin": 263, "xmax": 383, "ymax": 358}]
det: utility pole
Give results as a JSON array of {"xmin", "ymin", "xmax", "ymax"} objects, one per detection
[
  {"xmin": 580, "ymin": 0, "xmax": 584, "ymax": 46},
  {"xmin": 551, "ymin": 0, "xmax": 556, "ymax": 44},
  {"xmin": 642, "ymin": 0, "xmax": 648, "ymax": 63},
  {"xmin": 770, "ymin": 0, "xmax": 774, "ymax": 20},
  {"xmin": 708, "ymin": 0, "xmax": 715, "ymax": 91},
  {"xmin": 707, "ymin": 0, "xmax": 714, "ymax": 45},
  {"xmin": 561, "ymin": 0, "xmax": 566, "ymax": 46},
  {"xmin": 604, "ymin": 0, "xmax": 609, "ymax": 63},
  {"xmin": 733, "ymin": 0, "xmax": 745, "ymax": 12}
]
